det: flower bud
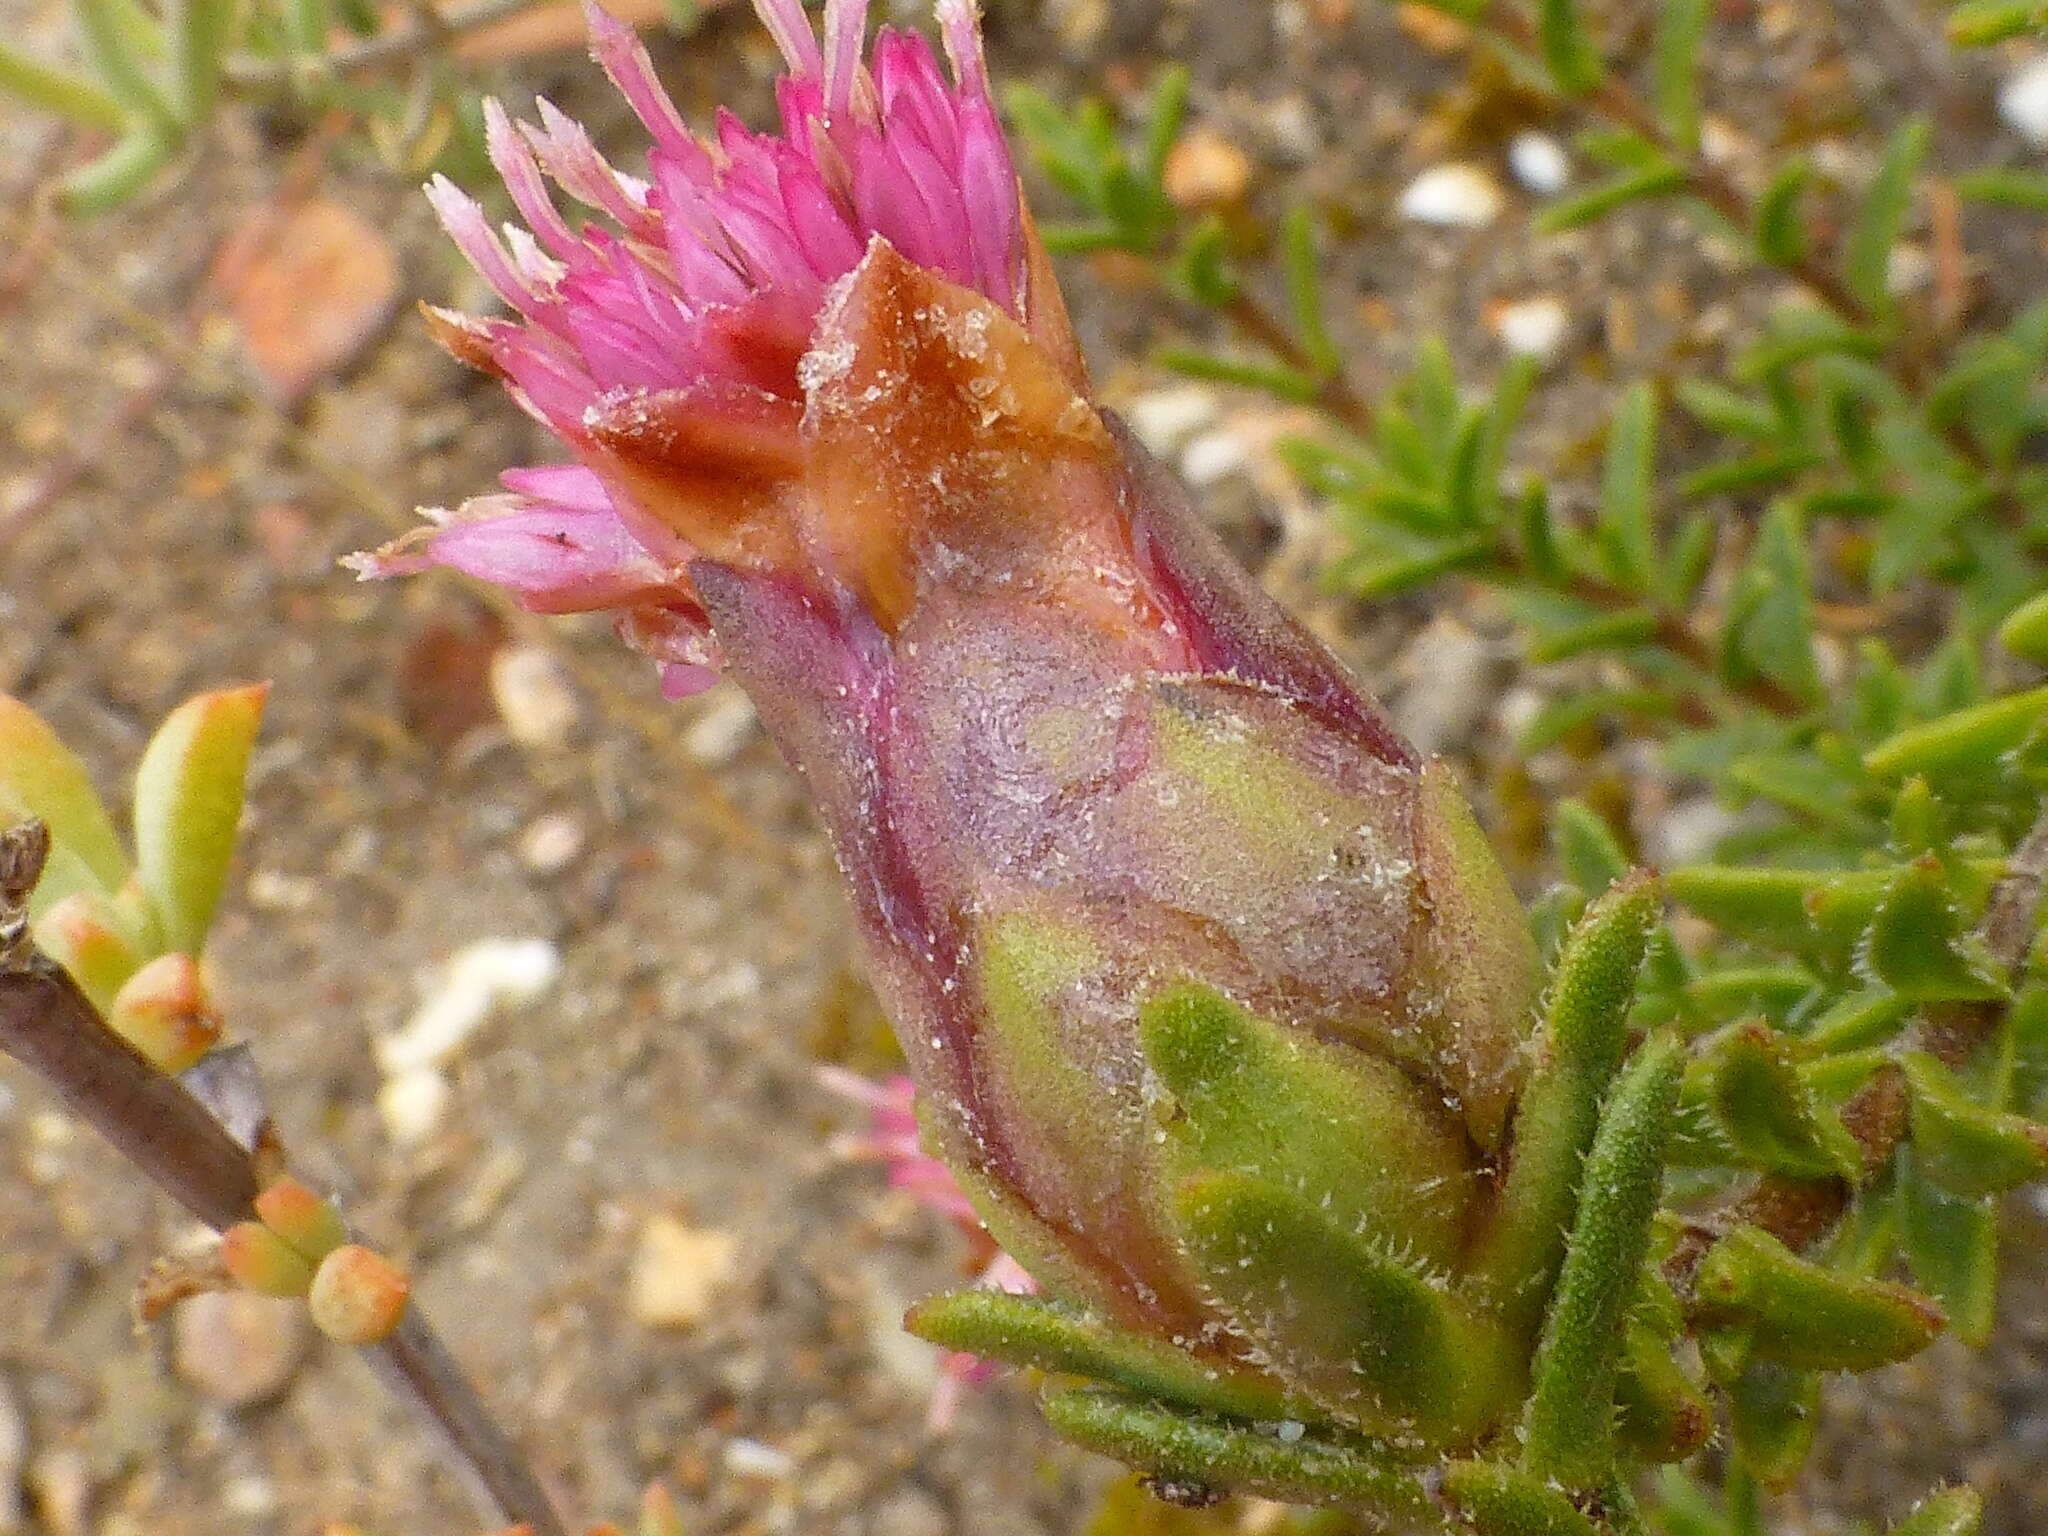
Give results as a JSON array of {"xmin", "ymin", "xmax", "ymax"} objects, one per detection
[
  {"xmin": 254, "ymin": 1176, "xmax": 349, "ymax": 1264},
  {"xmin": 307, "ymin": 1244, "xmax": 411, "ymax": 1345},
  {"xmin": 362, "ymin": 0, "xmax": 1544, "ymax": 1450},
  {"xmin": 221, "ymin": 1220, "xmax": 314, "ymax": 1297},
  {"xmin": 107, "ymin": 952, "xmax": 222, "ymax": 1074},
  {"xmin": 34, "ymin": 888, "xmax": 142, "ymax": 1013}
]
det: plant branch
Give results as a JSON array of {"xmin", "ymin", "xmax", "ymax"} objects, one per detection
[
  {"xmin": 0, "ymin": 820, "xmax": 569, "ymax": 1536},
  {"xmin": 1219, "ymin": 290, "xmax": 1377, "ymax": 437}
]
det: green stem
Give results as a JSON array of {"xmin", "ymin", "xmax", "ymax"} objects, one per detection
[{"xmin": 0, "ymin": 39, "xmax": 127, "ymax": 127}]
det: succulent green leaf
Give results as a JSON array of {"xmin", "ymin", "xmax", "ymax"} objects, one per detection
[
  {"xmin": 1138, "ymin": 985, "xmax": 1476, "ymax": 1267},
  {"xmin": 1898, "ymin": 1148, "xmax": 1998, "ymax": 1345},
  {"xmin": 166, "ymin": 0, "xmax": 231, "ymax": 125},
  {"xmin": 1705, "ymin": 1024, "xmax": 1863, "ymax": 1180},
  {"xmin": 1536, "ymin": 0, "xmax": 1603, "ymax": 95},
  {"xmin": 1040, "ymin": 1388, "xmax": 1448, "ymax": 1527},
  {"xmin": 1887, "ymin": 1487, "xmax": 1984, "ymax": 1536},
  {"xmin": 1595, "ymin": 385, "xmax": 1659, "ymax": 594},
  {"xmin": 69, "ymin": 0, "xmax": 173, "ymax": 127},
  {"xmin": 1613, "ymin": 1317, "xmax": 1712, "ymax": 1465},
  {"xmin": 1695, "ymin": 1227, "xmax": 1944, "ymax": 1371},
  {"xmin": 1520, "ymin": 1033, "xmax": 1684, "ymax": 1486},
  {"xmin": 0, "ymin": 40, "xmax": 127, "ymax": 128},
  {"xmin": 1650, "ymin": 0, "xmax": 1709, "ymax": 150},
  {"xmin": 1140, "ymin": 65, "xmax": 1190, "ymax": 190},
  {"xmin": 1864, "ymin": 858, "xmax": 2007, "ymax": 1004},
  {"xmin": 1516, "ymin": 691, "xmax": 1681, "ymax": 755},
  {"xmin": 1154, "ymin": 346, "xmax": 1321, "ymax": 403},
  {"xmin": 1552, "ymin": 801, "xmax": 1631, "ymax": 895},
  {"xmin": 1170, "ymin": 215, "xmax": 1239, "ymax": 307},
  {"xmin": 0, "ymin": 695, "xmax": 129, "ymax": 899},
  {"xmin": 1477, "ymin": 876, "xmax": 1660, "ymax": 1334},
  {"xmin": 1904, "ymin": 1053, "xmax": 2048, "ymax": 1197},
  {"xmin": 31, "ymin": 888, "xmax": 145, "ymax": 1012},
  {"xmin": 131, "ymin": 684, "xmax": 266, "ymax": 955},
  {"xmin": 1281, "ymin": 208, "xmax": 1339, "ymax": 379},
  {"xmin": 1725, "ymin": 1357, "xmax": 1822, "ymax": 1490},
  {"xmin": 1442, "ymin": 1461, "xmax": 1601, "ymax": 1536},
  {"xmin": 1718, "ymin": 503, "xmax": 1822, "ymax": 704},
  {"xmin": 1844, "ymin": 117, "xmax": 1930, "ymax": 315},
  {"xmin": 1803, "ymin": 990, "xmax": 1913, "ymax": 1053},
  {"xmin": 905, "ymin": 1290, "xmax": 1295, "ymax": 1422},
  {"xmin": 1755, "ymin": 158, "xmax": 1814, "ymax": 267},
  {"xmin": 1945, "ymin": 1, "xmax": 2044, "ymax": 46},
  {"xmin": 1536, "ymin": 164, "xmax": 1686, "ymax": 234},
  {"xmin": 1953, "ymin": 167, "xmax": 2048, "ymax": 211},
  {"xmin": 1170, "ymin": 1171, "xmax": 1508, "ymax": 1443},
  {"xmin": 1997, "ymin": 592, "xmax": 2048, "ymax": 666},
  {"xmin": 1676, "ymin": 379, "xmax": 1783, "ymax": 443}
]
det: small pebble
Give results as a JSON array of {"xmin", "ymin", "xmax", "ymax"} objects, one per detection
[
  {"xmin": 26, "ymin": 1451, "xmax": 88, "ymax": 1536},
  {"xmin": 630, "ymin": 1216, "xmax": 740, "ymax": 1330},
  {"xmin": 869, "ymin": 1488, "xmax": 948, "ymax": 1536},
  {"xmin": 1163, "ymin": 128, "xmax": 1254, "ymax": 210},
  {"xmin": 517, "ymin": 812, "xmax": 586, "ymax": 876},
  {"xmin": 379, "ymin": 1068, "xmax": 452, "ymax": 1147},
  {"xmin": 683, "ymin": 691, "xmax": 758, "ymax": 766},
  {"xmin": 1125, "ymin": 387, "xmax": 1220, "ymax": 456},
  {"xmin": 1397, "ymin": 164, "xmax": 1503, "ymax": 228},
  {"xmin": 723, "ymin": 1437, "xmax": 795, "ymax": 1480},
  {"xmin": 376, "ymin": 937, "xmax": 563, "ymax": 1077},
  {"xmin": 1490, "ymin": 296, "xmax": 1571, "ymax": 364},
  {"xmin": 1507, "ymin": 132, "xmax": 1570, "ymax": 197},
  {"xmin": 489, "ymin": 645, "xmax": 582, "ymax": 752},
  {"xmin": 1998, "ymin": 55, "xmax": 2048, "ymax": 147},
  {"xmin": 1180, "ymin": 429, "xmax": 1249, "ymax": 488},
  {"xmin": 174, "ymin": 1293, "xmax": 306, "ymax": 1408}
]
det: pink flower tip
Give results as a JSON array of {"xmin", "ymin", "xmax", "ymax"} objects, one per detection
[{"xmin": 355, "ymin": 0, "xmax": 1033, "ymax": 692}]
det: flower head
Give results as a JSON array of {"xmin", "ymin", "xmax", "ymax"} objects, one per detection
[
  {"xmin": 353, "ymin": 0, "xmax": 1057, "ymax": 696},
  {"xmin": 363, "ymin": 0, "xmax": 1547, "ymax": 1451}
]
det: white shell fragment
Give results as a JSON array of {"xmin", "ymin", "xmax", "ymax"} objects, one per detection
[{"xmin": 1398, "ymin": 163, "xmax": 1505, "ymax": 228}]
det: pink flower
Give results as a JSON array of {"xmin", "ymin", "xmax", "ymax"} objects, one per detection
[
  {"xmin": 819, "ymin": 1068, "xmax": 1039, "ymax": 1431},
  {"xmin": 350, "ymin": 0, "xmax": 1043, "ymax": 699}
]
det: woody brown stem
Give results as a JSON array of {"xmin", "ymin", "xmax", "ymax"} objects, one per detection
[{"xmin": 0, "ymin": 821, "xmax": 568, "ymax": 1536}]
